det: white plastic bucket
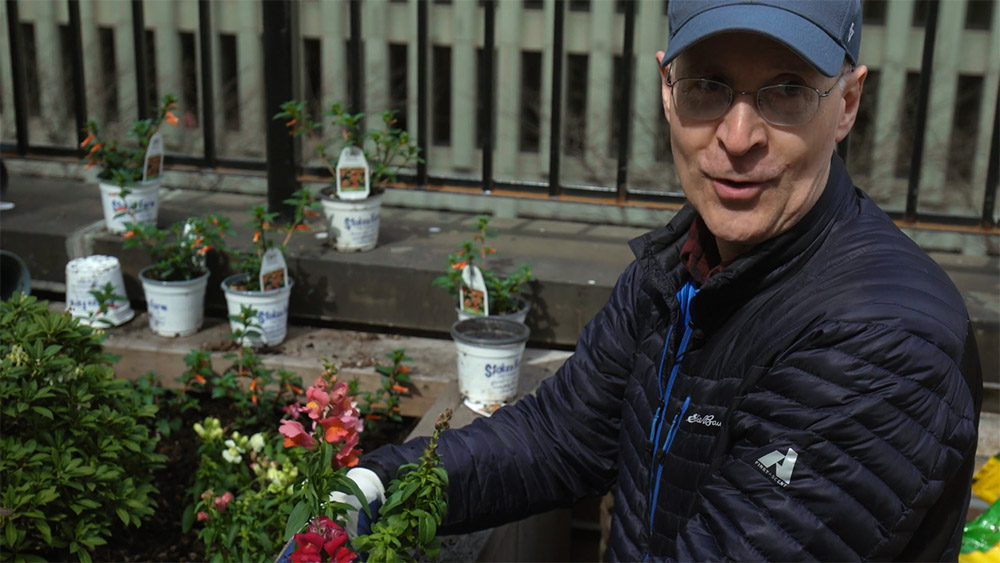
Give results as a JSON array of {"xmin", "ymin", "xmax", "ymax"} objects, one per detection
[
  {"xmin": 221, "ymin": 274, "xmax": 294, "ymax": 347},
  {"xmin": 457, "ymin": 296, "xmax": 530, "ymax": 324},
  {"xmin": 65, "ymin": 255, "xmax": 134, "ymax": 327},
  {"xmin": 320, "ymin": 192, "xmax": 383, "ymax": 252},
  {"xmin": 138, "ymin": 266, "xmax": 208, "ymax": 337},
  {"xmin": 451, "ymin": 317, "xmax": 531, "ymax": 416},
  {"xmin": 98, "ymin": 179, "xmax": 160, "ymax": 234}
]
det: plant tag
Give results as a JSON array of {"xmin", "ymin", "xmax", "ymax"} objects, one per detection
[
  {"xmin": 142, "ymin": 132, "xmax": 165, "ymax": 182},
  {"xmin": 335, "ymin": 146, "xmax": 370, "ymax": 201},
  {"xmin": 259, "ymin": 248, "xmax": 288, "ymax": 290},
  {"xmin": 460, "ymin": 264, "xmax": 489, "ymax": 316}
]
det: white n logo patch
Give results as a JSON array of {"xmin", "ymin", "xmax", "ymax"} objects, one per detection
[{"xmin": 755, "ymin": 447, "xmax": 798, "ymax": 487}]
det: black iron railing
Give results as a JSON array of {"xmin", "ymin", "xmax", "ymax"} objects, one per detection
[{"xmin": 1, "ymin": 0, "xmax": 997, "ymax": 231}]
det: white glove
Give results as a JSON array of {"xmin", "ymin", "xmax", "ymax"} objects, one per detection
[{"xmin": 329, "ymin": 467, "xmax": 386, "ymax": 538}]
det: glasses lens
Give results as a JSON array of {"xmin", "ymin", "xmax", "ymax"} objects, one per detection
[
  {"xmin": 757, "ymin": 85, "xmax": 819, "ymax": 126},
  {"xmin": 673, "ymin": 79, "xmax": 731, "ymax": 121}
]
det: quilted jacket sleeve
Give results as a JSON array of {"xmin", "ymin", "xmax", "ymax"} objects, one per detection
[
  {"xmin": 675, "ymin": 319, "xmax": 981, "ymax": 561},
  {"xmin": 360, "ymin": 261, "xmax": 644, "ymax": 534}
]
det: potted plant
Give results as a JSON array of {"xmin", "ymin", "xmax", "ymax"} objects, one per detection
[
  {"xmin": 275, "ymin": 101, "xmax": 422, "ymax": 252},
  {"xmin": 122, "ymin": 213, "xmax": 231, "ymax": 337},
  {"xmin": 81, "ymin": 93, "xmax": 179, "ymax": 234},
  {"xmin": 220, "ymin": 189, "xmax": 321, "ymax": 347},
  {"xmin": 432, "ymin": 215, "xmax": 534, "ymax": 323}
]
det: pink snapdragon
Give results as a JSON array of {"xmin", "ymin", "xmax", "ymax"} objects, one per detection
[
  {"xmin": 290, "ymin": 516, "xmax": 355, "ymax": 563},
  {"xmin": 280, "ymin": 419, "xmax": 315, "ymax": 450}
]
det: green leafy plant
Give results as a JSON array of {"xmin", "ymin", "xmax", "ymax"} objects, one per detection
[
  {"xmin": 122, "ymin": 213, "xmax": 232, "ymax": 282},
  {"xmin": 85, "ymin": 281, "xmax": 128, "ymax": 327},
  {"xmin": 81, "ymin": 93, "xmax": 179, "ymax": 188},
  {"xmin": 275, "ymin": 101, "xmax": 423, "ymax": 190},
  {"xmin": 0, "ymin": 293, "xmax": 166, "ymax": 562},
  {"xmin": 227, "ymin": 189, "xmax": 321, "ymax": 292},
  {"xmin": 351, "ymin": 349, "xmax": 413, "ymax": 428},
  {"xmin": 431, "ymin": 215, "xmax": 534, "ymax": 315},
  {"xmin": 352, "ymin": 409, "xmax": 452, "ymax": 562}
]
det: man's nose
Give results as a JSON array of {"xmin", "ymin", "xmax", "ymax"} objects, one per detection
[{"xmin": 716, "ymin": 93, "xmax": 767, "ymax": 156}]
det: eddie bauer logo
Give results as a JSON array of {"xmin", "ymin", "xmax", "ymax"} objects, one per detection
[
  {"xmin": 755, "ymin": 447, "xmax": 798, "ymax": 488},
  {"xmin": 685, "ymin": 413, "xmax": 722, "ymax": 427}
]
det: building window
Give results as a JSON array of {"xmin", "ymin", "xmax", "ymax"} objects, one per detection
[
  {"xmin": 965, "ymin": 0, "xmax": 994, "ymax": 30},
  {"xmin": 477, "ymin": 48, "xmax": 496, "ymax": 150},
  {"xmin": 862, "ymin": 0, "xmax": 887, "ymax": 26},
  {"xmin": 894, "ymin": 72, "xmax": 920, "ymax": 179},
  {"xmin": 569, "ymin": 0, "xmax": 591, "ymax": 12},
  {"xmin": 432, "ymin": 45, "xmax": 452, "ymax": 146},
  {"xmin": 389, "ymin": 43, "xmax": 408, "ymax": 133},
  {"xmin": 911, "ymin": 1, "xmax": 930, "ymax": 27},
  {"xmin": 180, "ymin": 32, "xmax": 199, "ymax": 126},
  {"xmin": 144, "ymin": 29, "xmax": 158, "ymax": 114},
  {"xmin": 947, "ymin": 74, "xmax": 984, "ymax": 184},
  {"xmin": 99, "ymin": 26, "xmax": 118, "ymax": 121},
  {"xmin": 58, "ymin": 24, "xmax": 76, "ymax": 122},
  {"xmin": 851, "ymin": 69, "xmax": 880, "ymax": 178},
  {"xmin": 523, "ymin": 0, "xmax": 544, "ymax": 9},
  {"xmin": 519, "ymin": 50, "xmax": 542, "ymax": 153},
  {"xmin": 565, "ymin": 54, "xmax": 588, "ymax": 157},
  {"xmin": 303, "ymin": 37, "xmax": 322, "ymax": 132},
  {"xmin": 220, "ymin": 33, "xmax": 240, "ymax": 131},
  {"xmin": 609, "ymin": 55, "xmax": 627, "ymax": 158},
  {"xmin": 22, "ymin": 24, "xmax": 41, "ymax": 117}
]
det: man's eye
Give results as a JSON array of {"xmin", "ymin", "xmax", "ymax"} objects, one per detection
[
  {"xmin": 692, "ymin": 80, "xmax": 726, "ymax": 94},
  {"xmin": 775, "ymin": 84, "xmax": 805, "ymax": 98}
]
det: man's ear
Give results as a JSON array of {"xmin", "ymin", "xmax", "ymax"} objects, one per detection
[
  {"xmin": 657, "ymin": 51, "xmax": 672, "ymax": 125},
  {"xmin": 836, "ymin": 64, "xmax": 868, "ymax": 142}
]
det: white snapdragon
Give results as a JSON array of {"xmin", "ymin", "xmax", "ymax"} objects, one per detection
[{"xmin": 248, "ymin": 433, "xmax": 265, "ymax": 453}]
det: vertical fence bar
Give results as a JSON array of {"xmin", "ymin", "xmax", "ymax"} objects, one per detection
[
  {"xmin": 615, "ymin": 0, "xmax": 636, "ymax": 204},
  {"xmin": 349, "ymin": 0, "xmax": 363, "ymax": 118},
  {"xmin": 904, "ymin": 0, "xmax": 939, "ymax": 222},
  {"xmin": 131, "ymin": 0, "xmax": 149, "ymax": 119},
  {"xmin": 416, "ymin": 0, "xmax": 428, "ymax": 186},
  {"xmin": 482, "ymin": 0, "xmax": 495, "ymax": 192},
  {"xmin": 67, "ymin": 0, "xmax": 88, "ymax": 148},
  {"xmin": 983, "ymin": 80, "xmax": 999, "ymax": 228},
  {"xmin": 6, "ymin": 0, "xmax": 28, "ymax": 154},
  {"xmin": 262, "ymin": 0, "xmax": 299, "ymax": 221},
  {"xmin": 198, "ymin": 0, "xmax": 216, "ymax": 167},
  {"xmin": 547, "ymin": 0, "xmax": 564, "ymax": 197}
]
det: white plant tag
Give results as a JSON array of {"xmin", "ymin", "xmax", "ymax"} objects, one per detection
[
  {"xmin": 335, "ymin": 146, "xmax": 370, "ymax": 201},
  {"xmin": 142, "ymin": 132, "xmax": 165, "ymax": 182},
  {"xmin": 459, "ymin": 264, "xmax": 489, "ymax": 316},
  {"xmin": 259, "ymin": 248, "xmax": 288, "ymax": 291},
  {"xmin": 182, "ymin": 220, "xmax": 207, "ymax": 271}
]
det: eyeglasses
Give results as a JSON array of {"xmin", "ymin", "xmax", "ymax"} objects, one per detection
[{"xmin": 665, "ymin": 70, "xmax": 846, "ymax": 127}]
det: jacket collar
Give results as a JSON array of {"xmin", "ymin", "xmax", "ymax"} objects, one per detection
[{"xmin": 629, "ymin": 152, "xmax": 859, "ymax": 331}]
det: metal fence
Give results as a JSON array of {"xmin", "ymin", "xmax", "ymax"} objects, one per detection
[{"xmin": 1, "ymin": 0, "xmax": 998, "ymax": 231}]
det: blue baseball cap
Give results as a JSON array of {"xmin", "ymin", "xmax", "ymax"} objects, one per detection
[{"xmin": 661, "ymin": 0, "xmax": 862, "ymax": 77}]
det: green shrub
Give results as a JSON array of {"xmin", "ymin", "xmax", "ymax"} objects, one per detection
[{"xmin": 0, "ymin": 294, "xmax": 166, "ymax": 562}]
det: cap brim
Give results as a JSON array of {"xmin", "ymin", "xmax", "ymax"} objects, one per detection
[{"xmin": 662, "ymin": 4, "xmax": 844, "ymax": 76}]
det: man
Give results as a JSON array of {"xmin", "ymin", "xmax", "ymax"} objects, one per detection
[{"xmin": 352, "ymin": 0, "xmax": 983, "ymax": 559}]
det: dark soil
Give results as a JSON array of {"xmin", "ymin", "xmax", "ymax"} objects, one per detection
[{"xmin": 92, "ymin": 394, "xmax": 417, "ymax": 562}]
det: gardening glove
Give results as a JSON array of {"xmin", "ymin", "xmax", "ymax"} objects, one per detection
[{"xmin": 329, "ymin": 467, "xmax": 385, "ymax": 539}]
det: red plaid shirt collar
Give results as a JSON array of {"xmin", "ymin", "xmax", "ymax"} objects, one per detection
[{"xmin": 680, "ymin": 216, "xmax": 729, "ymax": 285}]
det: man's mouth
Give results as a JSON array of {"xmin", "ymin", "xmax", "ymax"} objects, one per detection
[{"xmin": 710, "ymin": 176, "xmax": 771, "ymax": 200}]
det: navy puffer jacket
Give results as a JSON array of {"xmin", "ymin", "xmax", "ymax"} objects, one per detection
[{"xmin": 362, "ymin": 154, "xmax": 982, "ymax": 561}]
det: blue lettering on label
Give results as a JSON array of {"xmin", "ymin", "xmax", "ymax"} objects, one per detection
[
  {"xmin": 344, "ymin": 212, "xmax": 380, "ymax": 232},
  {"xmin": 256, "ymin": 308, "xmax": 287, "ymax": 323},
  {"xmin": 484, "ymin": 358, "xmax": 520, "ymax": 378}
]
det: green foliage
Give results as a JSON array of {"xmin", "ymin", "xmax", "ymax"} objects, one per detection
[
  {"xmin": 0, "ymin": 294, "xmax": 166, "ymax": 562},
  {"xmin": 81, "ymin": 94, "xmax": 179, "ymax": 187},
  {"xmin": 351, "ymin": 349, "xmax": 413, "ymax": 429},
  {"xmin": 122, "ymin": 214, "xmax": 232, "ymax": 282},
  {"xmin": 352, "ymin": 409, "xmax": 452, "ymax": 562},
  {"xmin": 275, "ymin": 100, "xmax": 423, "ymax": 188},
  {"xmin": 85, "ymin": 282, "xmax": 128, "ymax": 327},
  {"xmin": 227, "ymin": 189, "xmax": 321, "ymax": 292},
  {"xmin": 431, "ymin": 215, "xmax": 535, "ymax": 315}
]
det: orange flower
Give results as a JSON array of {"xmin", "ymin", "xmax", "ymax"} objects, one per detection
[
  {"xmin": 294, "ymin": 224, "xmax": 310, "ymax": 231},
  {"xmin": 391, "ymin": 384, "xmax": 408, "ymax": 393},
  {"xmin": 262, "ymin": 221, "xmax": 270, "ymax": 230},
  {"xmin": 253, "ymin": 230, "xmax": 260, "ymax": 243},
  {"xmin": 452, "ymin": 260, "xmax": 469, "ymax": 270},
  {"xmin": 85, "ymin": 160, "xmax": 97, "ymax": 169},
  {"xmin": 286, "ymin": 118, "xmax": 297, "ymax": 127},
  {"xmin": 249, "ymin": 378, "xmax": 258, "ymax": 391},
  {"xmin": 123, "ymin": 231, "xmax": 135, "ymax": 239},
  {"xmin": 164, "ymin": 111, "xmax": 179, "ymax": 126},
  {"xmin": 80, "ymin": 133, "xmax": 95, "ymax": 147},
  {"xmin": 190, "ymin": 236, "xmax": 204, "ymax": 248},
  {"xmin": 397, "ymin": 365, "xmax": 411, "ymax": 374},
  {"xmin": 87, "ymin": 143, "xmax": 102, "ymax": 156},
  {"xmin": 193, "ymin": 374, "xmax": 206, "ymax": 384},
  {"xmin": 251, "ymin": 393, "xmax": 258, "ymax": 405},
  {"xmin": 198, "ymin": 245, "xmax": 211, "ymax": 255},
  {"xmin": 304, "ymin": 210, "xmax": 319, "ymax": 218}
]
